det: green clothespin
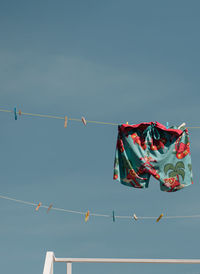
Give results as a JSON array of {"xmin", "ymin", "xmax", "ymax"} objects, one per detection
[
  {"xmin": 112, "ymin": 210, "xmax": 115, "ymax": 222},
  {"xmin": 14, "ymin": 107, "xmax": 17, "ymax": 120}
]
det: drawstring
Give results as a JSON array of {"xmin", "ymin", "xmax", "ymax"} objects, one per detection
[{"xmin": 143, "ymin": 122, "xmax": 160, "ymax": 140}]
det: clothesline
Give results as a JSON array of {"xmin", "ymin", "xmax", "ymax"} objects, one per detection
[
  {"xmin": 0, "ymin": 108, "xmax": 200, "ymax": 128},
  {"xmin": 0, "ymin": 108, "xmax": 199, "ymax": 222},
  {"xmin": 0, "ymin": 193, "xmax": 200, "ymax": 222},
  {"xmin": 0, "ymin": 108, "xmax": 118, "ymax": 126}
]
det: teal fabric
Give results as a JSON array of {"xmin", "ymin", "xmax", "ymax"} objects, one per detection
[{"xmin": 113, "ymin": 122, "xmax": 193, "ymax": 192}]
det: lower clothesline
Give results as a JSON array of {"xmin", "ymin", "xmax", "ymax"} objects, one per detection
[{"xmin": 0, "ymin": 193, "xmax": 199, "ymax": 222}]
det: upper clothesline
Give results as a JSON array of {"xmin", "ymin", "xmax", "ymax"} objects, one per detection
[{"xmin": 0, "ymin": 108, "xmax": 200, "ymax": 128}]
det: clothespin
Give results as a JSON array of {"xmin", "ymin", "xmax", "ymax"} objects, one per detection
[
  {"xmin": 81, "ymin": 117, "xmax": 87, "ymax": 126},
  {"xmin": 85, "ymin": 210, "xmax": 90, "ymax": 222},
  {"xmin": 18, "ymin": 109, "xmax": 22, "ymax": 116},
  {"xmin": 35, "ymin": 202, "xmax": 42, "ymax": 211},
  {"xmin": 156, "ymin": 213, "xmax": 163, "ymax": 223},
  {"xmin": 166, "ymin": 122, "xmax": 169, "ymax": 129},
  {"xmin": 47, "ymin": 204, "xmax": 53, "ymax": 213},
  {"xmin": 14, "ymin": 107, "xmax": 17, "ymax": 120},
  {"xmin": 178, "ymin": 122, "xmax": 186, "ymax": 129},
  {"xmin": 112, "ymin": 210, "xmax": 115, "ymax": 222},
  {"xmin": 126, "ymin": 122, "xmax": 129, "ymax": 125},
  {"xmin": 133, "ymin": 213, "xmax": 138, "ymax": 221},
  {"xmin": 64, "ymin": 116, "xmax": 68, "ymax": 128}
]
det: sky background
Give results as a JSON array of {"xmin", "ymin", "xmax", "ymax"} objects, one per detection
[{"xmin": 0, "ymin": 0, "xmax": 200, "ymax": 273}]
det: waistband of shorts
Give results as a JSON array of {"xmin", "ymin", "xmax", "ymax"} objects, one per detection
[{"xmin": 119, "ymin": 121, "xmax": 183, "ymax": 136}]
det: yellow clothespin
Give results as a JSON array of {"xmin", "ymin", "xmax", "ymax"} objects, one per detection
[
  {"xmin": 18, "ymin": 109, "xmax": 22, "ymax": 116},
  {"xmin": 35, "ymin": 202, "xmax": 42, "ymax": 211},
  {"xmin": 156, "ymin": 213, "xmax": 163, "ymax": 223},
  {"xmin": 133, "ymin": 213, "xmax": 138, "ymax": 221},
  {"xmin": 81, "ymin": 117, "xmax": 87, "ymax": 126},
  {"xmin": 64, "ymin": 116, "xmax": 68, "ymax": 128},
  {"xmin": 47, "ymin": 204, "xmax": 53, "ymax": 213},
  {"xmin": 126, "ymin": 122, "xmax": 129, "ymax": 124},
  {"xmin": 85, "ymin": 210, "xmax": 90, "ymax": 222}
]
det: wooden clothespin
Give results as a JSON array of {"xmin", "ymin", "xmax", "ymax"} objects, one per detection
[
  {"xmin": 64, "ymin": 116, "xmax": 68, "ymax": 128},
  {"xmin": 14, "ymin": 107, "xmax": 17, "ymax": 120},
  {"xmin": 156, "ymin": 213, "xmax": 163, "ymax": 223},
  {"xmin": 35, "ymin": 202, "xmax": 42, "ymax": 211},
  {"xmin": 178, "ymin": 122, "xmax": 186, "ymax": 129},
  {"xmin": 47, "ymin": 204, "xmax": 53, "ymax": 213},
  {"xmin": 81, "ymin": 117, "xmax": 87, "ymax": 126},
  {"xmin": 85, "ymin": 210, "xmax": 90, "ymax": 222},
  {"xmin": 133, "ymin": 213, "xmax": 138, "ymax": 221},
  {"xmin": 18, "ymin": 109, "xmax": 22, "ymax": 116},
  {"xmin": 112, "ymin": 210, "xmax": 115, "ymax": 222}
]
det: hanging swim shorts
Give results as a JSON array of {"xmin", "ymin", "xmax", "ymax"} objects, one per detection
[{"xmin": 113, "ymin": 122, "xmax": 193, "ymax": 192}]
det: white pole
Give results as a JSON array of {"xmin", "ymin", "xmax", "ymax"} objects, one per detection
[
  {"xmin": 67, "ymin": 262, "xmax": 72, "ymax": 274},
  {"xmin": 43, "ymin": 252, "xmax": 54, "ymax": 274}
]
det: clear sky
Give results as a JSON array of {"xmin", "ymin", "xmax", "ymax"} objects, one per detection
[{"xmin": 0, "ymin": 1, "xmax": 200, "ymax": 273}]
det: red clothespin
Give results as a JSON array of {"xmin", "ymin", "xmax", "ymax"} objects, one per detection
[
  {"xmin": 35, "ymin": 202, "xmax": 42, "ymax": 211},
  {"xmin": 18, "ymin": 109, "xmax": 22, "ymax": 116},
  {"xmin": 85, "ymin": 210, "xmax": 90, "ymax": 222},
  {"xmin": 47, "ymin": 204, "xmax": 53, "ymax": 213},
  {"xmin": 156, "ymin": 213, "xmax": 163, "ymax": 223},
  {"xmin": 81, "ymin": 117, "xmax": 87, "ymax": 126},
  {"xmin": 64, "ymin": 116, "xmax": 68, "ymax": 128}
]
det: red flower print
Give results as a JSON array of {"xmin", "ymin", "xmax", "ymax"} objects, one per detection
[
  {"xmin": 131, "ymin": 133, "xmax": 146, "ymax": 150},
  {"xmin": 150, "ymin": 137, "xmax": 167, "ymax": 151},
  {"xmin": 113, "ymin": 174, "xmax": 118, "ymax": 180},
  {"xmin": 117, "ymin": 139, "xmax": 124, "ymax": 153},
  {"xmin": 175, "ymin": 142, "xmax": 190, "ymax": 159},
  {"xmin": 164, "ymin": 175, "xmax": 180, "ymax": 190}
]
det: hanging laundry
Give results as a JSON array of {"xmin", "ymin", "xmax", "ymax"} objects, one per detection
[{"xmin": 113, "ymin": 122, "xmax": 193, "ymax": 192}]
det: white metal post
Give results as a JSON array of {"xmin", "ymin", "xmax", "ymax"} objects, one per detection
[
  {"xmin": 67, "ymin": 262, "xmax": 72, "ymax": 274},
  {"xmin": 43, "ymin": 252, "xmax": 54, "ymax": 274}
]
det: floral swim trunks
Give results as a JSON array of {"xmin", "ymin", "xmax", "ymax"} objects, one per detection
[{"xmin": 113, "ymin": 122, "xmax": 193, "ymax": 192}]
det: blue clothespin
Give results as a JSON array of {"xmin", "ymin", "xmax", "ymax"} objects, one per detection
[
  {"xmin": 112, "ymin": 210, "xmax": 115, "ymax": 222},
  {"xmin": 14, "ymin": 107, "xmax": 17, "ymax": 120},
  {"xmin": 166, "ymin": 122, "xmax": 169, "ymax": 129}
]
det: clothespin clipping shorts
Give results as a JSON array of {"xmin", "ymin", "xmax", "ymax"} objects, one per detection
[{"xmin": 113, "ymin": 122, "xmax": 193, "ymax": 192}]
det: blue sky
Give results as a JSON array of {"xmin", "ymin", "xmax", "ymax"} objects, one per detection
[{"xmin": 0, "ymin": 1, "xmax": 200, "ymax": 273}]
